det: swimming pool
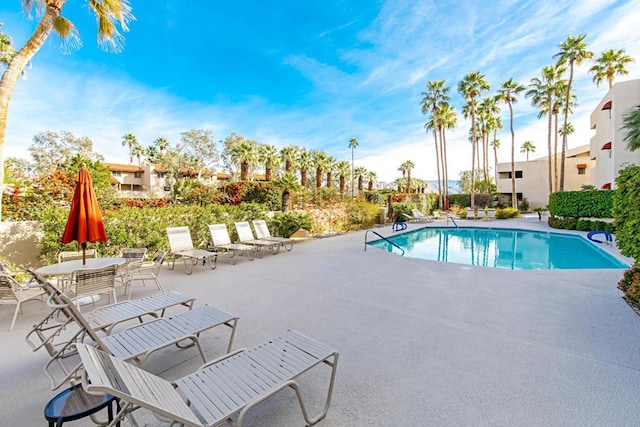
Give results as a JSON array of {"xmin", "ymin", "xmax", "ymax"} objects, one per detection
[{"xmin": 367, "ymin": 227, "xmax": 628, "ymax": 270}]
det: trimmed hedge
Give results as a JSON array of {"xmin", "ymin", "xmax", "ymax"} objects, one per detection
[
  {"xmin": 548, "ymin": 190, "xmax": 613, "ymax": 218},
  {"xmin": 612, "ymin": 165, "xmax": 640, "ymax": 264}
]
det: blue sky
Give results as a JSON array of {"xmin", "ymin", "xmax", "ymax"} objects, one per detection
[{"xmin": 2, "ymin": 0, "xmax": 639, "ymax": 183}]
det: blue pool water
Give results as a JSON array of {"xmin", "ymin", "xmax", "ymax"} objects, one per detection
[{"xmin": 368, "ymin": 227, "xmax": 628, "ymax": 270}]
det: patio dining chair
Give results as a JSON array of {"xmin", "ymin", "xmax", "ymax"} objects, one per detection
[
  {"xmin": 122, "ymin": 250, "xmax": 167, "ymax": 299},
  {"xmin": 70, "ymin": 264, "xmax": 118, "ymax": 309},
  {"xmin": 26, "ymin": 276, "xmax": 238, "ymax": 390},
  {"xmin": 208, "ymin": 224, "xmax": 256, "ymax": 264},
  {"xmin": 115, "ymin": 247, "xmax": 147, "ymax": 291},
  {"xmin": 235, "ymin": 221, "xmax": 281, "ymax": 256},
  {"xmin": 252, "ymin": 219, "xmax": 295, "ymax": 251},
  {"xmin": 0, "ymin": 273, "xmax": 45, "ymax": 331},
  {"xmin": 166, "ymin": 226, "xmax": 217, "ymax": 274},
  {"xmin": 76, "ymin": 329, "xmax": 339, "ymax": 426}
]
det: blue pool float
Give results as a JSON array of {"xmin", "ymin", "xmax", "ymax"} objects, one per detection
[{"xmin": 587, "ymin": 230, "xmax": 612, "ymax": 245}]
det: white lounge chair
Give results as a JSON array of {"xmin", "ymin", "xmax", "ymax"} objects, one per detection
[
  {"xmin": 253, "ymin": 219, "xmax": 294, "ymax": 251},
  {"xmin": 166, "ymin": 226, "xmax": 217, "ymax": 274},
  {"xmin": 208, "ymin": 224, "xmax": 256, "ymax": 264},
  {"xmin": 76, "ymin": 329, "xmax": 339, "ymax": 426},
  {"xmin": 404, "ymin": 209, "xmax": 433, "ymax": 223},
  {"xmin": 26, "ymin": 276, "xmax": 238, "ymax": 390},
  {"xmin": 235, "ymin": 221, "xmax": 280, "ymax": 256}
]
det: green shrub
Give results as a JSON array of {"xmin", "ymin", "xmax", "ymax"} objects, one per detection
[
  {"xmin": 270, "ymin": 211, "xmax": 313, "ymax": 237},
  {"xmin": 346, "ymin": 200, "xmax": 380, "ymax": 230},
  {"xmin": 613, "ymin": 165, "xmax": 640, "ymax": 263},
  {"xmin": 363, "ymin": 190, "xmax": 385, "ymax": 205},
  {"xmin": 618, "ymin": 265, "xmax": 640, "ymax": 309},
  {"xmin": 548, "ymin": 190, "xmax": 614, "ymax": 218},
  {"xmin": 458, "ymin": 209, "xmax": 468, "ymax": 219},
  {"xmin": 495, "ymin": 207, "xmax": 519, "ymax": 219},
  {"xmin": 548, "ymin": 215, "xmax": 577, "ymax": 230},
  {"xmin": 448, "ymin": 194, "xmax": 470, "ymax": 208}
]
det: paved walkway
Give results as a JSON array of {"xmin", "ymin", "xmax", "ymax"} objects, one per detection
[{"xmin": 1, "ymin": 218, "xmax": 639, "ymax": 426}]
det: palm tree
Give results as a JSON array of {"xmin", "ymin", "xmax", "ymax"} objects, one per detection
[
  {"xmin": 437, "ymin": 103, "xmax": 457, "ymax": 206},
  {"xmin": 348, "ymin": 137, "xmax": 358, "ymax": 197},
  {"xmin": 401, "ymin": 160, "xmax": 415, "ymax": 193},
  {"xmin": 0, "ymin": 1, "xmax": 133, "ymax": 221},
  {"xmin": 154, "ymin": 137, "xmax": 170, "ymax": 153},
  {"xmin": 490, "ymin": 138, "xmax": 501, "ymax": 183},
  {"xmin": 497, "ymin": 78, "xmax": 526, "ymax": 209},
  {"xmin": 520, "ymin": 140, "xmax": 536, "ymax": 161},
  {"xmin": 132, "ymin": 141, "xmax": 143, "ymax": 165},
  {"xmin": 366, "ymin": 170, "xmax": 377, "ymax": 191},
  {"xmin": 622, "ymin": 105, "xmax": 640, "ymax": 151},
  {"xmin": 121, "ymin": 133, "xmax": 137, "ymax": 164},
  {"xmin": 311, "ymin": 150, "xmax": 329, "ymax": 189},
  {"xmin": 274, "ymin": 173, "xmax": 301, "ymax": 212},
  {"xmin": 259, "ymin": 144, "xmax": 280, "ymax": 181},
  {"xmin": 554, "ymin": 34, "xmax": 593, "ymax": 191},
  {"xmin": 280, "ymin": 145, "xmax": 298, "ymax": 174},
  {"xmin": 421, "ymin": 80, "xmax": 450, "ymax": 209},
  {"xmin": 589, "ymin": 48, "xmax": 634, "ymax": 89},
  {"xmin": 297, "ymin": 149, "xmax": 312, "ymax": 187},
  {"xmin": 335, "ymin": 160, "xmax": 351, "ymax": 195},
  {"xmin": 325, "ymin": 156, "xmax": 336, "ymax": 188},
  {"xmin": 458, "ymin": 71, "xmax": 490, "ymax": 208},
  {"xmin": 230, "ymin": 140, "xmax": 257, "ymax": 181},
  {"xmin": 354, "ymin": 166, "xmax": 367, "ymax": 193},
  {"xmin": 478, "ymin": 96, "xmax": 500, "ymax": 192},
  {"xmin": 526, "ymin": 64, "xmax": 565, "ymax": 194}
]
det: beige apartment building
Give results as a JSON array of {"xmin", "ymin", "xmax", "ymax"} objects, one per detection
[
  {"xmin": 103, "ymin": 163, "xmax": 221, "ymax": 198},
  {"xmin": 496, "ymin": 78, "xmax": 640, "ymax": 209},
  {"xmin": 589, "ymin": 79, "xmax": 640, "ymax": 189},
  {"xmin": 496, "ymin": 144, "xmax": 593, "ymax": 209}
]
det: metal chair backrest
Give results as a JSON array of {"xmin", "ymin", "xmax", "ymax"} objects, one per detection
[
  {"xmin": 72, "ymin": 265, "xmax": 117, "ymax": 302},
  {"xmin": 118, "ymin": 248, "xmax": 147, "ymax": 265},
  {"xmin": 208, "ymin": 224, "xmax": 232, "ymax": 246},
  {"xmin": 58, "ymin": 250, "xmax": 96, "ymax": 263}
]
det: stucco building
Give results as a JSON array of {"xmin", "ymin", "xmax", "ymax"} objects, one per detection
[{"xmin": 589, "ymin": 79, "xmax": 640, "ymax": 190}]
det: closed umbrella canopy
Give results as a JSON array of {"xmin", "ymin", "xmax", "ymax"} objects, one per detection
[{"xmin": 61, "ymin": 166, "xmax": 107, "ymax": 263}]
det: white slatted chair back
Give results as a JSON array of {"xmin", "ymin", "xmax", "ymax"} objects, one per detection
[
  {"xmin": 166, "ymin": 227, "xmax": 195, "ymax": 252},
  {"xmin": 234, "ymin": 221, "xmax": 256, "ymax": 242},
  {"xmin": 208, "ymin": 224, "xmax": 232, "ymax": 246}
]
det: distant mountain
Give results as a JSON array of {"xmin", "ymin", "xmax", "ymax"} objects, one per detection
[{"xmin": 426, "ymin": 180, "xmax": 461, "ymax": 194}]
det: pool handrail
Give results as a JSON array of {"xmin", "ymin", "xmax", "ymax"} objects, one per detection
[
  {"xmin": 364, "ymin": 230, "xmax": 405, "ymax": 256},
  {"xmin": 446, "ymin": 214, "xmax": 459, "ymax": 228}
]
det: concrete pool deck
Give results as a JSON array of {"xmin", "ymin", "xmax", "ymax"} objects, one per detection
[{"xmin": 1, "ymin": 217, "xmax": 639, "ymax": 426}]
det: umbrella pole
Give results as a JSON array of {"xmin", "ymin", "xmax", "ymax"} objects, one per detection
[{"xmin": 82, "ymin": 242, "xmax": 87, "ymax": 265}]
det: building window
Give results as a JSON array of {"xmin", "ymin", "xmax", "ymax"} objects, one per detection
[
  {"xmin": 111, "ymin": 171, "xmax": 121, "ymax": 177},
  {"xmin": 163, "ymin": 186, "xmax": 171, "ymax": 192},
  {"xmin": 499, "ymin": 171, "xmax": 523, "ymax": 179},
  {"xmin": 578, "ymin": 168, "xmax": 585, "ymax": 175},
  {"xmin": 134, "ymin": 172, "xmax": 142, "ymax": 178},
  {"xmin": 156, "ymin": 172, "xmax": 165, "ymax": 178}
]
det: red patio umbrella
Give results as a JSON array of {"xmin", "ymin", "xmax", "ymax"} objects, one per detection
[{"xmin": 61, "ymin": 166, "xmax": 107, "ymax": 264}]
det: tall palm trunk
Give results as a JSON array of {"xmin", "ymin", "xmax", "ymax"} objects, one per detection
[
  {"xmin": 470, "ymin": 109, "xmax": 477, "ymax": 208},
  {"xmin": 265, "ymin": 167, "xmax": 272, "ymax": 181},
  {"xmin": 0, "ymin": 6, "xmax": 58, "ymax": 221},
  {"xmin": 553, "ymin": 109, "xmax": 559, "ymax": 192},
  {"xmin": 282, "ymin": 190, "xmax": 290, "ymax": 212},
  {"xmin": 509, "ymin": 103, "xmax": 517, "ymax": 209},
  {"xmin": 492, "ymin": 136, "xmax": 498, "ymax": 184},
  {"xmin": 432, "ymin": 127, "xmax": 443, "ymax": 209},
  {"xmin": 546, "ymin": 97, "xmax": 553, "ymax": 195},
  {"xmin": 483, "ymin": 131, "xmax": 489, "ymax": 192},
  {"xmin": 240, "ymin": 161, "xmax": 249, "ymax": 180},
  {"xmin": 285, "ymin": 160, "xmax": 292, "ymax": 173},
  {"xmin": 560, "ymin": 64, "xmax": 575, "ymax": 191},
  {"xmin": 339, "ymin": 176, "xmax": 345, "ymax": 194},
  {"xmin": 326, "ymin": 171, "xmax": 332, "ymax": 188},
  {"xmin": 301, "ymin": 169, "xmax": 307, "ymax": 187},
  {"xmin": 315, "ymin": 167, "xmax": 322, "ymax": 188},
  {"xmin": 441, "ymin": 128, "xmax": 449, "ymax": 208}
]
